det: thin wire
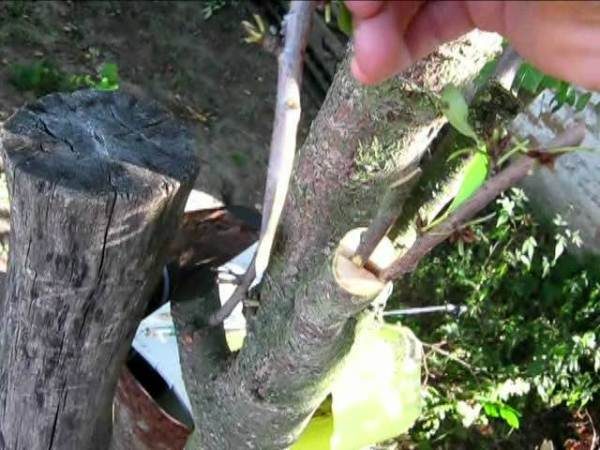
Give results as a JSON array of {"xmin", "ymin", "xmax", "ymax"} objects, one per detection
[{"xmin": 383, "ymin": 303, "xmax": 467, "ymax": 317}]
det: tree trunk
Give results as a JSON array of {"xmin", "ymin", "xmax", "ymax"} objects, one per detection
[
  {"xmin": 174, "ymin": 31, "xmax": 502, "ymax": 449},
  {"xmin": 0, "ymin": 90, "xmax": 198, "ymax": 449}
]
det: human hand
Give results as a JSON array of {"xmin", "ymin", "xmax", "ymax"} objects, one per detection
[{"xmin": 346, "ymin": 1, "xmax": 600, "ymax": 90}]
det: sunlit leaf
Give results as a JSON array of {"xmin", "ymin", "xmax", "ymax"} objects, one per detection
[
  {"xmin": 499, "ymin": 405, "xmax": 520, "ymax": 429},
  {"xmin": 522, "ymin": 236, "xmax": 537, "ymax": 262},
  {"xmin": 330, "ymin": 316, "xmax": 422, "ymax": 450},
  {"xmin": 456, "ymin": 401, "xmax": 481, "ymax": 428},
  {"xmin": 225, "ymin": 328, "xmax": 246, "ymax": 352},
  {"xmin": 458, "ymin": 240, "xmax": 465, "ymax": 257},
  {"xmin": 95, "ymin": 63, "xmax": 119, "ymax": 91},
  {"xmin": 441, "ymin": 85, "xmax": 479, "ymax": 141},
  {"xmin": 542, "ymin": 256, "xmax": 551, "ymax": 278},
  {"xmin": 553, "ymin": 236, "xmax": 565, "ymax": 263},
  {"xmin": 447, "ymin": 151, "xmax": 489, "ymax": 214},
  {"xmin": 482, "ymin": 402, "xmax": 499, "ymax": 418},
  {"xmin": 292, "ymin": 415, "xmax": 334, "ymax": 450},
  {"xmin": 100, "ymin": 63, "xmax": 119, "ymax": 84}
]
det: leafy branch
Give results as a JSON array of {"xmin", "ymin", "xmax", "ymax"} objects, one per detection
[
  {"xmin": 379, "ymin": 124, "xmax": 586, "ymax": 281},
  {"xmin": 513, "ymin": 62, "xmax": 592, "ymax": 112}
]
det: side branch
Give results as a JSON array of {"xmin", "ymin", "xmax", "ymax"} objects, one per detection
[
  {"xmin": 380, "ymin": 125, "xmax": 586, "ymax": 281},
  {"xmin": 210, "ymin": 1, "xmax": 315, "ymax": 325},
  {"xmin": 353, "ymin": 168, "xmax": 421, "ymax": 267}
]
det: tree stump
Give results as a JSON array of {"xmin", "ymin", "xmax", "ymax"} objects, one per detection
[{"xmin": 0, "ymin": 90, "xmax": 199, "ymax": 450}]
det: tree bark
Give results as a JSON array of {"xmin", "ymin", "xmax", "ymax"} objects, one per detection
[
  {"xmin": 174, "ymin": 31, "xmax": 502, "ymax": 449},
  {"xmin": 0, "ymin": 90, "xmax": 198, "ymax": 449}
]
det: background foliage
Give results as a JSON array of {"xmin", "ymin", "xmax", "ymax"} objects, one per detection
[
  {"xmin": 9, "ymin": 60, "xmax": 119, "ymax": 96},
  {"xmin": 390, "ymin": 188, "xmax": 599, "ymax": 449}
]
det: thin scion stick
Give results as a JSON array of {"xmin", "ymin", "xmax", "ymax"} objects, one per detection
[
  {"xmin": 379, "ymin": 124, "xmax": 586, "ymax": 282},
  {"xmin": 353, "ymin": 168, "xmax": 422, "ymax": 267},
  {"xmin": 210, "ymin": 1, "xmax": 315, "ymax": 326}
]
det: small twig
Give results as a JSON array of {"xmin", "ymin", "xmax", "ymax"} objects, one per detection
[
  {"xmin": 586, "ymin": 409, "xmax": 598, "ymax": 450},
  {"xmin": 380, "ymin": 125, "xmax": 586, "ymax": 281},
  {"xmin": 421, "ymin": 341, "xmax": 478, "ymax": 379},
  {"xmin": 459, "ymin": 211, "xmax": 496, "ymax": 229},
  {"xmin": 422, "ymin": 350, "xmax": 431, "ymax": 387},
  {"xmin": 353, "ymin": 168, "xmax": 421, "ymax": 267},
  {"xmin": 210, "ymin": 254, "xmax": 257, "ymax": 326},
  {"xmin": 496, "ymin": 139, "xmax": 529, "ymax": 167},
  {"xmin": 210, "ymin": 1, "xmax": 315, "ymax": 326}
]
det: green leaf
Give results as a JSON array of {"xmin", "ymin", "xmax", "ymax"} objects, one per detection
[
  {"xmin": 513, "ymin": 63, "xmax": 544, "ymax": 94},
  {"xmin": 95, "ymin": 63, "xmax": 120, "ymax": 91},
  {"xmin": 336, "ymin": 2, "xmax": 353, "ymax": 36},
  {"xmin": 100, "ymin": 63, "xmax": 119, "ymax": 83},
  {"xmin": 540, "ymin": 75, "xmax": 562, "ymax": 91},
  {"xmin": 512, "ymin": 62, "xmax": 589, "ymax": 114},
  {"xmin": 330, "ymin": 316, "xmax": 422, "ymax": 450},
  {"xmin": 482, "ymin": 402, "xmax": 499, "ymax": 418},
  {"xmin": 499, "ymin": 406, "xmax": 520, "ymax": 429},
  {"xmin": 575, "ymin": 92, "xmax": 592, "ymax": 112},
  {"xmin": 441, "ymin": 85, "xmax": 479, "ymax": 141},
  {"xmin": 556, "ymin": 83, "xmax": 576, "ymax": 107},
  {"xmin": 9, "ymin": 61, "xmax": 66, "ymax": 96},
  {"xmin": 447, "ymin": 151, "xmax": 489, "ymax": 214}
]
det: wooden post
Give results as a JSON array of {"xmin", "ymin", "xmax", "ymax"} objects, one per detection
[{"xmin": 0, "ymin": 90, "xmax": 199, "ymax": 449}]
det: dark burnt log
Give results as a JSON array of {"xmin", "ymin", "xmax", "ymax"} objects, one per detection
[{"xmin": 0, "ymin": 90, "xmax": 198, "ymax": 450}]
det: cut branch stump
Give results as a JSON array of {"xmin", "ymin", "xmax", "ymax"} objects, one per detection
[{"xmin": 0, "ymin": 90, "xmax": 199, "ymax": 450}]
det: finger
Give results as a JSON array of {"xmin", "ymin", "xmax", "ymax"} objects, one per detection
[
  {"xmin": 404, "ymin": 1, "xmax": 477, "ymax": 63},
  {"xmin": 345, "ymin": 1, "xmax": 384, "ymax": 20},
  {"xmin": 499, "ymin": 1, "xmax": 600, "ymax": 90},
  {"xmin": 351, "ymin": 1, "xmax": 423, "ymax": 84}
]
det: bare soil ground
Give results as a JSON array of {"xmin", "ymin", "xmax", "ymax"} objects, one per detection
[{"xmin": 0, "ymin": 0, "xmax": 328, "ymax": 270}]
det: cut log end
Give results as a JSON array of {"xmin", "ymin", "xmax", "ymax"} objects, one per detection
[
  {"xmin": 1, "ymin": 89, "xmax": 199, "ymax": 196},
  {"xmin": 332, "ymin": 227, "xmax": 396, "ymax": 298}
]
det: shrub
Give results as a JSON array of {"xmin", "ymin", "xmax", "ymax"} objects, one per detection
[{"xmin": 390, "ymin": 189, "xmax": 600, "ymax": 448}]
